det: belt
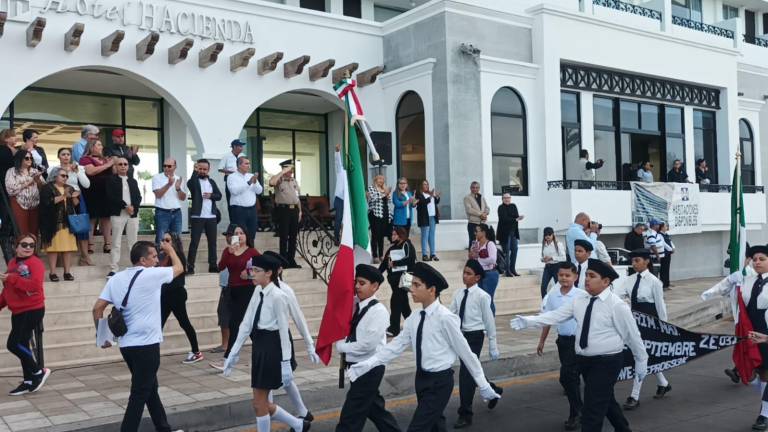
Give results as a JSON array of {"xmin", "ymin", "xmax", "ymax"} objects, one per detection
[
  {"xmin": 276, "ymin": 204, "xmax": 299, "ymax": 209},
  {"xmin": 344, "ymin": 361, "xmax": 357, "ymax": 369},
  {"xmin": 576, "ymin": 352, "xmax": 623, "ymax": 361},
  {"xmin": 156, "ymin": 208, "xmax": 180, "ymax": 213}
]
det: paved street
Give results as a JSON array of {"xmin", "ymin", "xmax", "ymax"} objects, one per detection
[{"xmin": 221, "ymin": 321, "xmax": 762, "ymax": 432}]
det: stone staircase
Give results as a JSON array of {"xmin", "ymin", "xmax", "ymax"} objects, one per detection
[{"xmin": 0, "ymin": 233, "xmax": 542, "ymax": 372}]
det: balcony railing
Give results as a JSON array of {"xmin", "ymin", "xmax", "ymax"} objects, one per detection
[
  {"xmin": 547, "ymin": 180, "xmax": 764, "ymax": 193},
  {"xmin": 671, "ymin": 15, "xmax": 734, "ymax": 39},
  {"xmin": 592, "ymin": 0, "xmax": 662, "ymax": 21},
  {"xmin": 744, "ymin": 34, "xmax": 768, "ymax": 48}
]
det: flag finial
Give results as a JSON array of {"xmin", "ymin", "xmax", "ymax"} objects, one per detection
[{"xmin": 735, "ymin": 151, "xmax": 742, "ymax": 161}]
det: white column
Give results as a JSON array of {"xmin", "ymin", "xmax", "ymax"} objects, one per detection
[
  {"xmin": 361, "ymin": 0, "xmax": 374, "ymax": 20},
  {"xmin": 328, "ymin": 0, "xmax": 342, "ymax": 15},
  {"xmin": 661, "ymin": 0, "xmax": 672, "ymax": 33},
  {"xmin": 580, "ymin": 91, "xmax": 596, "ymax": 162},
  {"xmin": 683, "ymin": 105, "xmax": 696, "ymax": 176},
  {"xmin": 714, "ymin": 0, "xmax": 724, "ymax": 22},
  {"xmin": 285, "ymin": 0, "xmax": 300, "ymax": 6}
]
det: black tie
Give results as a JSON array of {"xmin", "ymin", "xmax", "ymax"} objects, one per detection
[
  {"xmin": 630, "ymin": 274, "xmax": 642, "ymax": 308},
  {"xmin": 416, "ymin": 310, "xmax": 426, "ymax": 371},
  {"xmin": 575, "ymin": 264, "xmax": 582, "ymax": 287},
  {"xmin": 459, "ymin": 289, "xmax": 469, "ymax": 326},
  {"xmin": 748, "ymin": 274, "xmax": 765, "ymax": 311},
  {"xmin": 253, "ymin": 292, "xmax": 264, "ymax": 330},
  {"xmin": 579, "ymin": 297, "xmax": 598, "ymax": 349},
  {"xmin": 346, "ymin": 304, "xmax": 362, "ymax": 343}
]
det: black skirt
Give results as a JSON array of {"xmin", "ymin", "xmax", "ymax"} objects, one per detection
[{"xmin": 250, "ymin": 329, "xmax": 283, "ymax": 390}]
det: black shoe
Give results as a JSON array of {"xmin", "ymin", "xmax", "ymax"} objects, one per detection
[
  {"xmin": 49, "ymin": 274, "xmax": 59, "ymax": 282},
  {"xmin": 453, "ymin": 417, "xmax": 472, "ymax": 429},
  {"xmin": 290, "ymin": 262, "xmax": 302, "ymax": 269},
  {"xmin": 653, "ymin": 384, "xmax": 671, "ymax": 399},
  {"xmin": 725, "ymin": 368, "xmax": 740, "ymax": 384},
  {"xmin": 290, "ymin": 419, "xmax": 312, "ymax": 432},
  {"xmin": 300, "ymin": 411, "xmax": 314, "ymax": 422},
  {"xmin": 422, "ymin": 255, "xmax": 431, "ymax": 261},
  {"xmin": 488, "ymin": 385, "xmax": 503, "ymax": 410},
  {"xmin": 564, "ymin": 416, "xmax": 580, "ymax": 431},
  {"xmin": 187, "ymin": 268, "xmax": 195, "ymax": 275},
  {"xmin": 430, "ymin": 255, "xmax": 439, "ymax": 262},
  {"xmin": 29, "ymin": 368, "xmax": 51, "ymax": 393},
  {"xmin": 511, "ymin": 271, "xmax": 521, "ymax": 277},
  {"xmin": 8, "ymin": 382, "xmax": 32, "ymax": 396},
  {"xmin": 623, "ymin": 397, "xmax": 639, "ymax": 410},
  {"xmin": 63, "ymin": 273, "xmax": 74, "ymax": 281},
  {"xmin": 208, "ymin": 266, "xmax": 219, "ymax": 273},
  {"xmin": 753, "ymin": 416, "xmax": 768, "ymax": 431}
]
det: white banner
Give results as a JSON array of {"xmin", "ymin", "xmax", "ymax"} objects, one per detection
[{"xmin": 631, "ymin": 182, "xmax": 701, "ymax": 234}]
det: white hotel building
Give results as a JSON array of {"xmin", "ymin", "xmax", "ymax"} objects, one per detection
[{"xmin": 0, "ymin": 0, "xmax": 767, "ymax": 279}]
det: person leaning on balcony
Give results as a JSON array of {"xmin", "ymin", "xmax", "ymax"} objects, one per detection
[
  {"xmin": 105, "ymin": 157, "xmax": 141, "ymax": 279},
  {"xmin": 636, "ymin": 161, "xmax": 654, "ymax": 183},
  {"xmin": 578, "ymin": 149, "xmax": 604, "ymax": 185},
  {"xmin": 695, "ymin": 158, "xmax": 712, "ymax": 185},
  {"xmin": 666, "ymin": 159, "xmax": 690, "ymax": 183},
  {"xmin": 5, "ymin": 150, "xmax": 45, "ymax": 238},
  {"xmin": 463, "ymin": 181, "xmax": 489, "ymax": 249}
]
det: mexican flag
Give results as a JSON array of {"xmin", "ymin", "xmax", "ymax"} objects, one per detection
[{"xmin": 729, "ymin": 161, "xmax": 746, "ymax": 274}]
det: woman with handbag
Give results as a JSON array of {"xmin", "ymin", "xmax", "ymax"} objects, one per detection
[
  {"xmin": 49, "ymin": 147, "xmax": 92, "ymax": 266},
  {"xmin": 39, "ymin": 167, "xmax": 79, "ymax": 282},
  {"xmin": 379, "ymin": 226, "xmax": 416, "ymax": 337},
  {"xmin": 5, "ymin": 150, "xmax": 45, "ymax": 237},
  {"xmin": 392, "ymin": 177, "xmax": 416, "ymax": 235},
  {"xmin": 469, "ymin": 224, "xmax": 499, "ymax": 315}
]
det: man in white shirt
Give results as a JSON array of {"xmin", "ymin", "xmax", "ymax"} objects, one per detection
[
  {"xmin": 334, "ymin": 144, "xmax": 347, "ymax": 244},
  {"xmin": 511, "ymin": 259, "xmax": 647, "ymax": 432},
  {"xmin": 218, "ymin": 139, "xmax": 246, "ymax": 217},
  {"xmin": 348, "ymin": 262, "xmax": 500, "ymax": 432},
  {"xmin": 335, "ymin": 264, "xmax": 400, "ymax": 432},
  {"xmin": 226, "ymin": 156, "xmax": 263, "ymax": 245},
  {"xmin": 592, "ymin": 222, "xmax": 612, "ymax": 264},
  {"xmin": 573, "ymin": 239, "xmax": 592, "ymax": 289},
  {"xmin": 643, "ymin": 219, "xmax": 665, "ymax": 264},
  {"xmin": 536, "ymin": 261, "xmax": 583, "ymax": 431},
  {"xmin": 92, "ymin": 240, "xmax": 184, "ymax": 432},
  {"xmin": 186, "ymin": 159, "xmax": 222, "ymax": 274},
  {"xmin": 450, "ymin": 260, "xmax": 503, "ymax": 429},
  {"xmin": 152, "ymin": 158, "xmax": 187, "ymax": 245}
]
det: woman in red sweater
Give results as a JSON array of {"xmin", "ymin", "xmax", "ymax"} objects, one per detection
[
  {"xmin": 210, "ymin": 224, "xmax": 260, "ymax": 371},
  {"xmin": 0, "ymin": 233, "xmax": 51, "ymax": 396}
]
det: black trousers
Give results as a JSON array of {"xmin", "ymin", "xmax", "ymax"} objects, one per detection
[
  {"xmin": 276, "ymin": 206, "xmax": 299, "ymax": 264},
  {"xmin": 467, "ymin": 223, "xmax": 479, "ymax": 249},
  {"xmin": 161, "ymin": 288, "xmax": 199, "ymax": 353},
  {"xmin": 223, "ymin": 175, "xmax": 232, "ymax": 218},
  {"xmin": 556, "ymin": 335, "xmax": 582, "ymax": 418},
  {"xmin": 224, "ymin": 285, "xmax": 256, "ymax": 358},
  {"xmin": 457, "ymin": 330, "xmax": 501, "ymax": 419},
  {"xmin": 187, "ymin": 217, "xmax": 217, "ymax": 271},
  {"xmin": 660, "ymin": 255, "xmax": 671, "ymax": 288},
  {"xmin": 387, "ymin": 273, "xmax": 411, "ymax": 335},
  {"xmin": 370, "ymin": 215, "xmax": 388, "ymax": 259},
  {"xmin": 120, "ymin": 343, "xmax": 171, "ymax": 432},
  {"xmin": 336, "ymin": 365, "xmax": 400, "ymax": 432},
  {"xmin": 577, "ymin": 353, "xmax": 631, "ymax": 432},
  {"xmin": 7, "ymin": 309, "xmax": 44, "ymax": 382},
  {"xmin": 408, "ymin": 369, "xmax": 454, "ymax": 432}
]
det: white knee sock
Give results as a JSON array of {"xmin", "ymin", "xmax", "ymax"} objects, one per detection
[
  {"xmin": 256, "ymin": 415, "xmax": 271, "ymax": 432},
  {"xmin": 284, "ymin": 381, "xmax": 309, "ymax": 417},
  {"xmin": 762, "ymin": 401, "xmax": 768, "ymax": 417},
  {"xmin": 272, "ymin": 405, "xmax": 303, "ymax": 431},
  {"xmin": 630, "ymin": 376, "xmax": 642, "ymax": 400},
  {"xmin": 268, "ymin": 391, "xmax": 274, "ymax": 403},
  {"xmin": 656, "ymin": 372, "xmax": 669, "ymax": 387}
]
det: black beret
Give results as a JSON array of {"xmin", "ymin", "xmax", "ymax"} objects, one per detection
[
  {"xmin": 263, "ymin": 251, "xmax": 290, "ymax": 269},
  {"xmin": 356, "ymin": 264, "xmax": 384, "ymax": 284},
  {"xmin": 574, "ymin": 239, "xmax": 594, "ymax": 252},
  {"xmin": 629, "ymin": 249, "xmax": 652, "ymax": 259},
  {"xmin": 410, "ymin": 262, "xmax": 448, "ymax": 293},
  {"xmin": 464, "ymin": 259, "xmax": 485, "ymax": 279},
  {"xmin": 748, "ymin": 244, "xmax": 768, "ymax": 259},
  {"xmin": 251, "ymin": 254, "xmax": 281, "ymax": 272},
  {"xmin": 587, "ymin": 258, "xmax": 619, "ymax": 281}
]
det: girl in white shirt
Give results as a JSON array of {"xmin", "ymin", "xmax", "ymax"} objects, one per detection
[{"xmin": 540, "ymin": 227, "xmax": 566, "ymax": 298}]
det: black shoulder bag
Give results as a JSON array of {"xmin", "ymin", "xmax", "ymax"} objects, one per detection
[{"xmin": 108, "ymin": 269, "xmax": 144, "ymax": 337}]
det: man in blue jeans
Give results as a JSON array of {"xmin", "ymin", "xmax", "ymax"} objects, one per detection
[{"xmin": 152, "ymin": 158, "xmax": 186, "ymax": 245}]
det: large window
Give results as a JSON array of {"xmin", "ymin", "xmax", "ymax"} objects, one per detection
[
  {"xmin": 593, "ymin": 97, "xmax": 617, "ymax": 182},
  {"xmin": 490, "ymin": 87, "xmax": 527, "ymax": 195},
  {"xmin": 561, "ymin": 92, "xmax": 581, "ymax": 181},
  {"xmin": 672, "ymin": 0, "xmax": 702, "ymax": 21},
  {"xmin": 740, "ymin": 119, "xmax": 756, "ymax": 187},
  {"xmin": 396, "ymin": 91, "xmax": 426, "ymax": 192},
  {"xmin": 693, "ymin": 109, "xmax": 718, "ymax": 184},
  {"xmin": 664, "ymin": 106, "xmax": 685, "ymax": 178},
  {"xmin": 722, "ymin": 4, "xmax": 739, "ymax": 20}
]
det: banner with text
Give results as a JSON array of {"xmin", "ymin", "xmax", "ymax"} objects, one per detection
[
  {"xmin": 618, "ymin": 311, "xmax": 738, "ymax": 381},
  {"xmin": 631, "ymin": 182, "xmax": 701, "ymax": 234}
]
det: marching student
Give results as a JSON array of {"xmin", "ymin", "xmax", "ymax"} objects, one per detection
[
  {"xmin": 347, "ymin": 262, "xmax": 501, "ymax": 432},
  {"xmin": 572, "ymin": 239, "xmax": 592, "ymax": 289},
  {"xmin": 511, "ymin": 259, "xmax": 648, "ymax": 432},
  {"xmin": 222, "ymin": 254, "xmax": 310, "ymax": 432},
  {"xmin": 262, "ymin": 251, "xmax": 321, "ymax": 422},
  {"xmin": 614, "ymin": 249, "xmax": 670, "ymax": 410},
  {"xmin": 536, "ymin": 261, "xmax": 583, "ymax": 431},
  {"xmin": 334, "ymin": 264, "xmax": 401, "ymax": 432},
  {"xmin": 702, "ymin": 244, "xmax": 768, "ymax": 431},
  {"xmin": 450, "ymin": 259, "xmax": 503, "ymax": 428}
]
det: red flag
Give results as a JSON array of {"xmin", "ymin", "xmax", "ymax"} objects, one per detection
[{"xmin": 733, "ymin": 287, "xmax": 762, "ymax": 384}]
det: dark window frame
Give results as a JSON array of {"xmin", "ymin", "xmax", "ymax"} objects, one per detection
[
  {"xmin": 739, "ymin": 118, "xmax": 756, "ymax": 187},
  {"xmin": 395, "ymin": 91, "xmax": 425, "ymax": 187},
  {"xmin": 561, "ymin": 90, "xmax": 582, "ymax": 182},
  {"xmin": 491, "ymin": 87, "xmax": 528, "ymax": 196},
  {"xmin": 693, "ymin": 108, "xmax": 718, "ymax": 184}
]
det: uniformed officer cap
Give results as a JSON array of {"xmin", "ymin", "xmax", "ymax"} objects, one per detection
[
  {"xmin": 355, "ymin": 264, "xmax": 384, "ymax": 284},
  {"xmin": 587, "ymin": 258, "xmax": 619, "ymax": 281},
  {"xmin": 263, "ymin": 251, "xmax": 290, "ymax": 269},
  {"xmin": 748, "ymin": 244, "xmax": 768, "ymax": 259},
  {"xmin": 251, "ymin": 254, "xmax": 281, "ymax": 272},
  {"xmin": 464, "ymin": 259, "xmax": 485, "ymax": 279},
  {"xmin": 574, "ymin": 239, "xmax": 594, "ymax": 252},
  {"xmin": 279, "ymin": 159, "xmax": 294, "ymax": 167},
  {"xmin": 410, "ymin": 262, "xmax": 449, "ymax": 293},
  {"xmin": 629, "ymin": 249, "xmax": 652, "ymax": 260}
]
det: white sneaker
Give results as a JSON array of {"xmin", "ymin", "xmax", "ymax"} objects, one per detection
[{"xmin": 183, "ymin": 352, "xmax": 203, "ymax": 364}]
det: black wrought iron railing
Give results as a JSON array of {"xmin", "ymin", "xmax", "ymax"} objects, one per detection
[
  {"xmin": 592, "ymin": 0, "xmax": 662, "ymax": 21},
  {"xmin": 744, "ymin": 34, "xmax": 768, "ymax": 48},
  {"xmin": 672, "ymin": 15, "xmax": 734, "ymax": 39},
  {"xmin": 547, "ymin": 180, "xmax": 764, "ymax": 193},
  {"xmin": 296, "ymin": 201, "xmax": 338, "ymax": 285}
]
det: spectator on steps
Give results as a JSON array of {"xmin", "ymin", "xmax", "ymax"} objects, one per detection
[
  {"xmin": 624, "ymin": 223, "xmax": 646, "ymax": 251},
  {"xmin": 106, "ymin": 157, "xmax": 141, "ymax": 279},
  {"xmin": 469, "ymin": 224, "xmax": 499, "ymax": 315},
  {"xmin": 80, "ymin": 140, "xmax": 114, "ymax": 255},
  {"xmin": 210, "ymin": 268, "xmax": 230, "ymax": 354},
  {"xmin": 5, "ymin": 150, "xmax": 44, "ymax": 238},
  {"xmin": 39, "ymin": 167, "xmax": 79, "ymax": 282},
  {"xmin": 49, "ymin": 147, "xmax": 92, "ymax": 266},
  {"xmin": 186, "ymin": 159, "xmax": 222, "ymax": 275}
]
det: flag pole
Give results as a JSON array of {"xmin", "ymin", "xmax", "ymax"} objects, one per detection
[{"xmin": 338, "ymin": 70, "xmax": 352, "ymax": 390}]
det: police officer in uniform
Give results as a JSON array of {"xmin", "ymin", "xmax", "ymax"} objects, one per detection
[
  {"xmin": 269, "ymin": 160, "xmax": 302, "ymax": 268},
  {"xmin": 615, "ymin": 249, "xmax": 670, "ymax": 410},
  {"xmin": 512, "ymin": 259, "xmax": 648, "ymax": 432},
  {"xmin": 335, "ymin": 264, "xmax": 401, "ymax": 432}
]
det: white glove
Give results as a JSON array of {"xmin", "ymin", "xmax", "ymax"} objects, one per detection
[
  {"xmin": 510, "ymin": 315, "xmax": 528, "ymax": 331},
  {"xmin": 335, "ymin": 340, "xmax": 346, "ymax": 352},
  {"xmin": 222, "ymin": 353, "xmax": 239, "ymax": 377},
  {"xmin": 479, "ymin": 385, "xmax": 501, "ymax": 401},
  {"xmin": 281, "ymin": 360, "xmax": 294, "ymax": 385},
  {"xmin": 489, "ymin": 345, "xmax": 500, "ymax": 361},
  {"xmin": 307, "ymin": 348, "xmax": 322, "ymax": 365},
  {"xmin": 346, "ymin": 363, "xmax": 365, "ymax": 382},
  {"xmin": 634, "ymin": 361, "xmax": 648, "ymax": 382}
]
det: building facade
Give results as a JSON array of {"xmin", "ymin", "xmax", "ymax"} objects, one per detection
[{"xmin": 1, "ymin": 0, "xmax": 767, "ymax": 279}]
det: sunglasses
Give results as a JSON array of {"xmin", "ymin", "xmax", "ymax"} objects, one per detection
[
  {"xmin": 59, "ymin": 174, "xmax": 69, "ymax": 178},
  {"xmin": 117, "ymin": 163, "xmax": 128, "ymax": 166},
  {"xmin": 163, "ymin": 164, "xmax": 174, "ymax": 168},
  {"xmin": 23, "ymin": 157, "xmax": 32, "ymax": 161},
  {"xmin": 18, "ymin": 242, "xmax": 34, "ymax": 249}
]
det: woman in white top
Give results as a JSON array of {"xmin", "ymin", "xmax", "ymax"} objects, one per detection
[
  {"xmin": 540, "ymin": 227, "xmax": 566, "ymax": 298},
  {"xmin": 49, "ymin": 147, "xmax": 91, "ymax": 265},
  {"xmin": 469, "ymin": 224, "xmax": 499, "ymax": 315},
  {"xmin": 415, "ymin": 180, "xmax": 440, "ymax": 262}
]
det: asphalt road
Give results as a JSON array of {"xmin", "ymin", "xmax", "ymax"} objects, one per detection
[{"xmin": 219, "ymin": 334, "xmax": 762, "ymax": 431}]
